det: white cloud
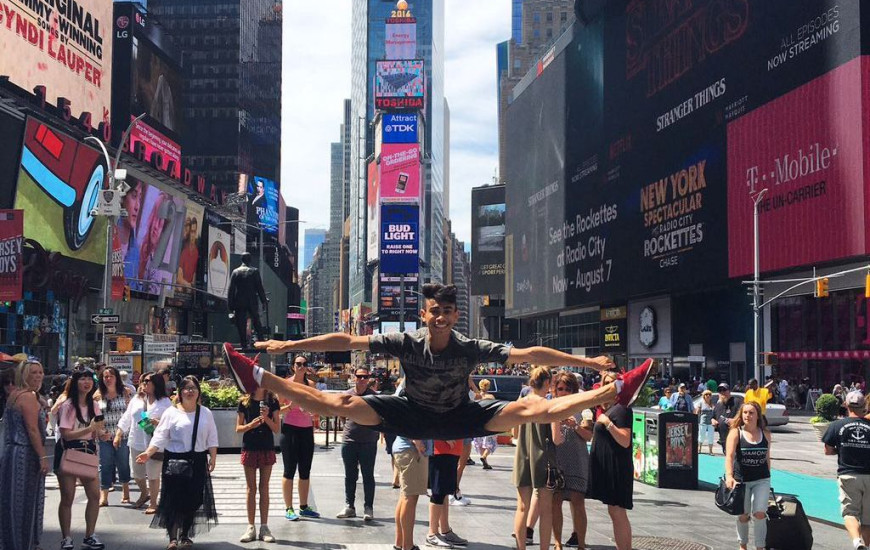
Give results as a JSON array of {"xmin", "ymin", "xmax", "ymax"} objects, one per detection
[{"xmin": 282, "ymin": 0, "xmax": 512, "ymax": 244}]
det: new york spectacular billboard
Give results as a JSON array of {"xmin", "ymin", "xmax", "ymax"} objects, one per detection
[{"xmin": 505, "ymin": 0, "xmax": 866, "ymax": 317}]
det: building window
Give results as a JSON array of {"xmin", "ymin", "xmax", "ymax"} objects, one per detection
[
  {"xmin": 546, "ymin": 12, "xmax": 553, "ymax": 22},
  {"xmin": 547, "ymin": 28, "xmax": 553, "ymax": 38},
  {"xmin": 534, "ymin": 29, "xmax": 540, "ymax": 39},
  {"xmin": 561, "ymin": 11, "xmax": 568, "ymax": 22},
  {"xmin": 533, "ymin": 11, "xmax": 540, "ymax": 23}
]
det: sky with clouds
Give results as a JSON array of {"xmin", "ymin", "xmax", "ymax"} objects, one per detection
[{"xmin": 281, "ymin": 0, "xmax": 511, "ymax": 245}]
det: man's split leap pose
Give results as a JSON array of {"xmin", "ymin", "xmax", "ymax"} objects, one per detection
[{"xmin": 222, "ymin": 284, "xmax": 655, "ymax": 441}]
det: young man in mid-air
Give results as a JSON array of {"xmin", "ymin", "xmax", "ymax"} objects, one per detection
[{"xmin": 222, "ymin": 283, "xmax": 654, "ymax": 440}]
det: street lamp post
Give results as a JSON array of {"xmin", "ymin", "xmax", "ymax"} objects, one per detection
[
  {"xmin": 752, "ymin": 188, "xmax": 769, "ymax": 382},
  {"xmin": 84, "ymin": 113, "xmax": 146, "ymax": 363}
]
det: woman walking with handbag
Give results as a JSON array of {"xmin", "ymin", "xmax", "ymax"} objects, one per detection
[
  {"xmin": 137, "ymin": 375, "xmax": 218, "ymax": 550},
  {"xmin": 513, "ymin": 366, "xmax": 555, "ymax": 550},
  {"xmin": 56, "ymin": 369, "xmax": 106, "ymax": 550},
  {"xmin": 117, "ymin": 372, "xmax": 172, "ymax": 514},
  {"xmin": 94, "ymin": 366, "xmax": 133, "ymax": 506},
  {"xmin": 0, "ymin": 359, "xmax": 49, "ymax": 550},
  {"xmin": 725, "ymin": 401, "xmax": 772, "ymax": 550},
  {"xmin": 587, "ymin": 371, "xmax": 633, "ymax": 550},
  {"xmin": 550, "ymin": 372, "xmax": 592, "ymax": 550}
]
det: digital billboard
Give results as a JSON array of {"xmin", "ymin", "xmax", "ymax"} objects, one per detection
[
  {"xmin": 471, "ymin": 185, "xmax": 506, "ymax": 296},
  {"xmin": 0, "ymin": 0, "xmax": 113, "ymax": 123},
  {"xmin": 14, "ymin": 118, "xmax": 109, "ymax": 264},
  {"xmin": 378, "ymin": 274, "xmax": 419, "ymax": 319},
  {"xmin": 367, "ymin": 160, "xmax": 380, "ymax": 260},
  {"xmin": 385, "ymin": 20, "xmax": 417, "ymax": 60},
  {"xmin": 504, "ymin": 0, "xmax": 866, "ymax": 317},
  {"xmin": 382, "ymin": 113, "xmax": 418, "ymax": 144},
  {"xmin": 206, "ymin": 218, "xmax": 231, "ymax": 300},
  {"xmin": 380, "ymin": 143, "xmax": 421, "ymax": 202},
  {"xmin": 374, "ymin": 60, "xmax": 425, "ymax": 110},
  {"xmin": 380, "ymin": 204, "xmax": 419, "ymax": 275},
  {"xmin": 248, "ymin": 176, "xmax": 279, "ymax": 234},
  {"xmin": 130, "ymin": 184, "xmax": 187, "ymax": 295},
  {"xmin": 128, "ymin": 118, "xmax": 182, "ymax": 179},
  {"xmin": 175, "ymin": 201, "xmax": 205, "ymax": 302}
]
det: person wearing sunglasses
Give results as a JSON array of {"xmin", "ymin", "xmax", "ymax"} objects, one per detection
[
  {"xmin": 278, "ymin": 357, "xmax": 320, "ymax": 521},
  {"xmin": 224, "ymin": 283, "xmax": 653, "ymax": 447},
  {"xmin": 337, "ymin": 367, "xmax": 380, "ymax": 521}
]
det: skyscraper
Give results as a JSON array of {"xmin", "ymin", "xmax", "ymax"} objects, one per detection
[
  {"xmin": 303, "ymin": 228, "xmax": 327, "ymax": 272},
  {"xmin": 349, "ymin": 0, "xmax": 446, "ymax": 312},
  {"xmin": 148, "ymin": 0, "xmax": 283, "ymax": 193}
]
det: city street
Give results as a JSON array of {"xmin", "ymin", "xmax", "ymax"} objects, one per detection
[{"xmin": 43, "ymin": 420, "xmax": 847, "ymax": 550}]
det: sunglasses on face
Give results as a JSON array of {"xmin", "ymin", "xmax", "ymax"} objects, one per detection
[
  {"xmin": 294, "ymin": 362, "xmax": 308, "ymax": 367},
  {"xmin": 355, "ymin": 374, "xmax": 371, "ymax": 379}
]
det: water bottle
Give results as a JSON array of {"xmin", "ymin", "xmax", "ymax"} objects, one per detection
[{"xmin": 138, "ymin": 411, "xmax": 155, "ymax": 436}]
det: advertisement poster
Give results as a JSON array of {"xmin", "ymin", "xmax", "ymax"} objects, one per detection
[
  {"xmin": 128, "ymin": 120, "xmax": 182, "ymax": 179},
  {"xmin": 382, "ymin": 113, "xmax": 418, "ymax": 144},
  {"xmin": 0, "ymin": 0, "xmax": 113, "ymax": 122},
  {"xmin": 115, "ymin": 177, "xmax": 146, "ymax": 284},
  {"xmin": 375, "ymin": 60, "xmax": 425, "ymax": 110},
  {"xmin": 131, "ymin": 25, "xmax": 182, "ymax": 135},
  {"xmin": 664, "ymin": 422, "xmax": 693, "ymax": 470},
  {"xmin": 176, "ymin": 342, "xmax": 213, "ymax": 375},
  {"xmin": 175, "ymin": 201, "xmax": 204, "ymax": 301},
  {"xmin": 367, "ymin": 160, "xmax": 380, "ymax": 260},
  {"xmin": 727, "ymin": 58, "xmax": 867, "ymax": 277},
  {"xmin": 385, "ymin": 20, "xmax": 417, "ymax": 60},
  {"xmin": 15, "ymin": 118, "xmax": 108, "ymax": 264},
  {"xmin": 380, "ymin": 143, "xmax": 421, "ymax": 202},
  {"xmin": 379, "ymin": 274, "xmax": 418, "ymax": 318},
  {"xmin": 0, "ymin": 210, "xmax": 24, "ymax": 302},
  {"xmin": 111, "ymin": 231, "xmax": 124, "ymax": 301},
  {"xmin": 380, "ymin": 204, "xmax": 419, "ymax": 275},
  {"xmin": 248, "ymin": 176, "xmax": 279, "ymax": 234},
  {"xmin": 471, "ymin": 185, "xmax": 506, "ymax": 295},
  {"xmin": 132, "ymin": 185, "xmax": 187, "ymax": 295},
  {"xmin": 206, "ymin": 224, "xmax": 231, "ymax": 299}
]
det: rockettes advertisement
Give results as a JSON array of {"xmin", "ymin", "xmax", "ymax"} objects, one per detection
[{"xmin": 0, "ymin": 0, "xmax": 113, "ymax": 120}]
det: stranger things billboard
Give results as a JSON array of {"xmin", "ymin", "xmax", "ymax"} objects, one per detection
[{"xmin": 505, "ymin": 0, "xmax": 865, "ymax": 317}]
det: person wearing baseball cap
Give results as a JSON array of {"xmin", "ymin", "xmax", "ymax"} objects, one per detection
[
  {"xmin": 823, "ymin": 391, "xmax": 870, "ymax": 550},
  {"xmin": 712, "ymin": 383, "xmax": 739, "ymax": 454}
]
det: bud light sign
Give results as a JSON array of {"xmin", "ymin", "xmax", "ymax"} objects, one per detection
[
  {"xmin": 383, "ymin": 113, "xmax": 418, "ymax": 144},
  {"xmin": 380, "ymin": 204, "xmax": 419, "ymax": 275}
]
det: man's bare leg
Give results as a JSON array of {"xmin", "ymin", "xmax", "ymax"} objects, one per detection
[
  {"xmin": 485, "ymin": 384, "xmax": 617, "ymax": 433},
  {"xmin": 259, "ymin": 370, "xmax": 382, "ymax": 426}
]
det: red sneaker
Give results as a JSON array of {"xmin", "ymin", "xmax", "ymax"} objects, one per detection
[
  {"xmin": 222, "ymin": 343, "xmax": 260, "ymax": 394},
  {"xmin": 615, "ymin": 358, "xmax": 655, "ymax": 408}
]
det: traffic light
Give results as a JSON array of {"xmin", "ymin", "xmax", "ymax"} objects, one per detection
[{"xmin": 815, "ymin": 277, "xmax": 829, "ymax": 298}]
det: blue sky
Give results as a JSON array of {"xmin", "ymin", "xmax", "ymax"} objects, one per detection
[{"xmin": 281, "ymin": 0, "xmax": 511, "ymax": 245}]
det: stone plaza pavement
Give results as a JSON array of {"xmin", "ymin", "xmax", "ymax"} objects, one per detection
[{"xmin": 41, "ymin": 433, "xmax": 848, "ymax": 550}]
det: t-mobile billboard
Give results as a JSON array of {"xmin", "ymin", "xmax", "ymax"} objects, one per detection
[{"xmin": 380, "ymin": 143, "xmax": 421, "ymax": 202}]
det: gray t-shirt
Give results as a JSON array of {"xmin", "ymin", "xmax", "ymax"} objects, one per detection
[
  {"xmin": 368, "ymin": 328, "xmax": 511, "ymax": 413},
  {"xmin": 343, "ymin": 387, "xmax": 380, "ymax": 443}
]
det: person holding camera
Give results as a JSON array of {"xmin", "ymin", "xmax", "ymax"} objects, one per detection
[
  {"xmin": 237, "ymin": 388, "xmax": 280, "ymax": 543},
  {"xmin": 57, "ymin": 369, "xmax": 106, "ymax": 550}
]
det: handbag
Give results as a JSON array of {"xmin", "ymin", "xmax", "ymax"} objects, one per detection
[
  {"xmin": 59, "ymin": 441, "xmax": 99, "ymax": 481},
  {"xmin": 163, "ymin": 405, "xmax": 200, "ymax": 481},
  {"xmin": 544, "ymin": 433, "xmax": 565, "ymax": 491},
  {"xmin": 714, "ymin": 476, "xmax": 745, "ymax": 515}
]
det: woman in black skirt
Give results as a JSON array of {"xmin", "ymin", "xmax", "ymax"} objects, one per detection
[
  {"xmin": 137, "ymin": 376, "xmax": 218, "ymax": 550},
  {"xmin": 587, "ymin": 371, "xmax": 634, "ymax": 550}
]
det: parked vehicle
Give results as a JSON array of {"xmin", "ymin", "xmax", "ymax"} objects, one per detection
[{"xmin": 471, "ymin": 375, "xmax": 527, "ymax": 401}]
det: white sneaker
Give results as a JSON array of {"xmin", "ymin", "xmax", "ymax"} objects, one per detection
[
  {"xmin": 259, "ymin": 525, "xmax": 276, "ymax": 543},
  {"xmin": 240, "ymin": 525, "xmax": 257, "ymax": 543},
  {"xmin": 60, "ymin": 537, "xmax": 74, "ymax": 550},
  {"xmin": 336, "ymin": 506, "xmax": 356, "ymax": 518},
  {"xmin": 449, "ymin": 494, "xmax": 471, "ymax": 506},
  {"xmin": 426, "ymin": 534, "xmax": 453, "ymax": 548},
  {"xmin": 363, "ymin": 505, "xmax": 374, "ymax": 521}
]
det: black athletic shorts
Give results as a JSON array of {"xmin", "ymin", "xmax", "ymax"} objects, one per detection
[{"xmin": 360, "ymin": 395, "xmax": 509, "ymax": 440}]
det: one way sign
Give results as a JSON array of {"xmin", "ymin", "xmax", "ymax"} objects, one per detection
[{"xmin": 91, "ymin": 315, "xmax": 120, "ymax": 325}]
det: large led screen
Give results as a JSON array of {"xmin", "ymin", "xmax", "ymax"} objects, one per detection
[
  {"xmin": 380, "ymin": 204, "xmax": 419, "ymax": 275},
  {"xmin": 375, "ymin": 60, "xmax": 425, "ymax": 110},
  {"xmin": 176, "ymin": 201, "xmax": 205, "ymax": 301},
  {"xmin": 367, "ymin": 160, "xmax": 380, "ymax": 260},
  {"xmin": 471, "ymin": 185, "xmax": 506, "ymax": 296},
  {"xmin": 380, "ymin": 143, "xmax": 421, "ymax": 202},
  {"xmin": 385, "ymin": 20, "xmax": 417, "ymax": 60},
  {"xmin": 132, "ymin": 30, "xmax": 182, "ymax": 134},
  {"xmin": 206, "ymin": 220, "xmax": 231, "ymax": 300},
  {"xmin": 128, "ymin": 183, "xmax": 187, "ymax": 295},
  {"xmin": 379, "ymin": 274, "xmax": 418, "ymax": 319},
  {"xmin": 0, "ymin": 0, "xmax": 113, "ymax": 122},
  {"xmin": 248, "ymin": 176, "xmax": 279, "ymax": 235},
  {"xmin": 14, "ymin": 118, "xmax": 109, "ymax": 264}
]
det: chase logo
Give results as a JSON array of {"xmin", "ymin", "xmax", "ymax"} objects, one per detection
[{"xmin": 382, "ymin": 113, "xmax": 417, "ymax": 144}]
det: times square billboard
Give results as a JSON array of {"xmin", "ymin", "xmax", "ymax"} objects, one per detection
[
  {"xmin": 505, "ymin": 0, "xmax": 869, "ymax": 317},
  {"xmin": 471, "ymin": 185, "xmax": 506, "ymax": 296},
  {"xmin": 374, "ymin": 60, "xmax": 425, "ymax": 110}
]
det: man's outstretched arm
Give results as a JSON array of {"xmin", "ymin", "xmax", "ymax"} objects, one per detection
[
  {"xmin": 255, "ymin": 333, "xmax": 371, "ymax": 354},
  {"xmin": 506, "ymin": 346, "xmax": 614, "ymax": 371}
]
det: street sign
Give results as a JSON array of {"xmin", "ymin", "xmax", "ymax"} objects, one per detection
[
  {"xmin": 103, "ymin": 326, "xmax": 118, "ymax": 335},
  {"xmin": 99, "ymin": 308, "xmax": 114, "ymax": 315},
  {"xmin": 91, "ymin": 315, "xmax": 120, "ymax": 325}
]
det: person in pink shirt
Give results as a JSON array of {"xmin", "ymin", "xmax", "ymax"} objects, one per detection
[
  {"xmin": 57, "ymin": 369, "xmax": 106, "ymax": 550},
  {"xmin": 278, "ymin": 356, "xmax": 321, "ymax": 521}
]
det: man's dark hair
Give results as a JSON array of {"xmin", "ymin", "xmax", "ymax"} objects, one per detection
[
  {"xmin": 421, "ymin": 283, "xmax": 457, "ymax": 305},
  {"xmin": 241, "ymin": 252, "xmax": 252, "ymax": 264}
]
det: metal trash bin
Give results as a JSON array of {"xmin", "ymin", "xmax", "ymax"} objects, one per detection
[{"xmin": 632, "ymin": 408, "xmax": 698, "ymax": 489}]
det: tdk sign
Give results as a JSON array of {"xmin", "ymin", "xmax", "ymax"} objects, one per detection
[{"xmin": 383, "ymin": 113, "xmax": 418, "ymax": 144}]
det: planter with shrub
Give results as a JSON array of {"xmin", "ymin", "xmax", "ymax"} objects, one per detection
[{"xmin": 810, "ymin": 393, "xmax": 839, "ymax": 440}]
